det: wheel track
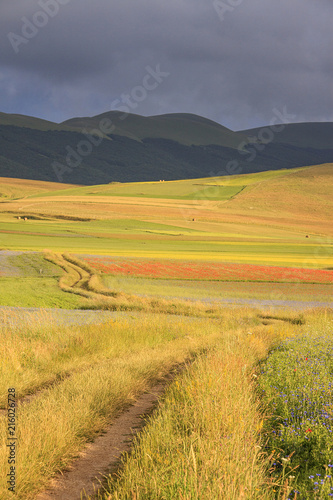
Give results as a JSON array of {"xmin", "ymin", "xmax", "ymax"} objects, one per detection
[{"xmin": 35, "ymin": 361, "xmax": 192, "ymax": 500}]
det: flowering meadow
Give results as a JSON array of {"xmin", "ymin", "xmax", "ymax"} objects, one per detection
[
  {"xmin": 259, "ymin": 319, "xmax": 333, "ymax": 498},
  {"xmin": 82, "ymin": 256, "xmax": 333, "ymax": 284}
]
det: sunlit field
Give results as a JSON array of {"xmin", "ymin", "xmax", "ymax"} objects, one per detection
[
  {"xmin": 2, "ymin": 304, "xmax": 330, "ymax": 499},
  {"xmin": 259, "ymin": 312, "xmax": 333, "ymax": 499},
  {"xmin": 0, "ymin": 165, "xmax": 332, "ymax": 499},
  {"xmin": 102, "ymin": 275, "xmax": 333, "ymax": 303},
  {"xmin": 94, "ymin": 310, "xmax": 333, "ymax": 500},
  {"xmin": 0, "ymin": 305, "xmax": 267, "ymax": 499},
  {"xmin": 0, "ymin": 164, "xmax": 332, "ymax": 267},
  {"xmin": 0, "ymin": 251, "xmax": 331, "ymax": 309}
]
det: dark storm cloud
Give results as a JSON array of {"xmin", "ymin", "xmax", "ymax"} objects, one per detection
[{"xmin": 0, "ymin": 0, "xmax": 332, "ymax": 129}]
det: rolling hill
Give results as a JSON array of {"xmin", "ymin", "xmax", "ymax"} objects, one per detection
[
  {"xmin": 0, "ymin": 164, "xmax": 332, "ymax": 269},
  {"xmin": 0, "ymin": 177, "xmax": 78, "ymax": 200},
  {"xmin": 240, "ymin": 122, "xmax": 333, "ymax": 150},
  {"xmin": 0, "ymin": 111, "xmax": 332, "ymax": 185},
  {"xmin": 62, "ymin": 111, "xmax": 248, "ymax": 148}
]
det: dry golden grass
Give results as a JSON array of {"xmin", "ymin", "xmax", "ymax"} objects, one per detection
[
  {"xmin": 0, "ymin": 307, "xmax": 253, "ymax": 499},
  {"xmin": 0, "ymin": 277, "xmax": 324, "ymax": 499},
  {"xmin": 224, "ymin": 164, "xmax": 333, "ymax": 234},
  {"xmin": 97, "ymin": 312, "xmax": 312, "ymax": 500},
  {"xmin": 0, "ymin": 177, "xmax": 78, "ymax": 200},
  {"xmin": 2, "ymin": 164, "xmax": 332, "ymax": 237}
]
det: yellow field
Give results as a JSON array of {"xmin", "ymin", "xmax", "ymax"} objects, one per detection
[
  {"xmin": 0, "ymin": 166, "xmax": 332, "ymax": 499},
  {"xmin": 0, "ymin": 177, "xmax": 77, "ymax": 200},
  {"xmin": 0, "ymin": 164, "xmax": 332, "ymax": 269}
]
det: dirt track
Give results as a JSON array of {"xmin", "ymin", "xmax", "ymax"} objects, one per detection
[{"xmin": 35, "ymin": 364, "xmax": 188, "ymax": 500}]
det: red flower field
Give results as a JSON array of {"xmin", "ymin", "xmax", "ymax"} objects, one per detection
[{"xmin": 82, "ymin": 256, "xmax": 333, "ymax": 284}]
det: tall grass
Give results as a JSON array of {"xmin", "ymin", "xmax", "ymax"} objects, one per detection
[
  {"xmin": 258, "ymin": 309, "xmax": 333, "ymax": 499},
  {"xmin": 0, "ymin": 303, "xmax": 315, "ymax": 499},
  {"xmin": 0, "ymin": 310, "xmax": 240, "ymax": 499},
  {"xmin": 0, "ymin": 309, "xmax": 232, "ymax": 408},
  {"xmin": 97, "ymin": 319, "xmax": 300, "ymax": 500}
]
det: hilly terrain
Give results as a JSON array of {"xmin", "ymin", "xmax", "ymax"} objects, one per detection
[
  {"xmin": 0, "ymin": 163, "xmax": 332, "ymax": 261},
  {"xmin": 0, "ymin": 111, "xmax": 332, "ymax": 185},
  {"xmin": 241, "ymin": 122, "xmax": 333, "ymax": 150},
  {"xmin": 0, "ymin": 177, "xmax": 77, "ymax": 200}
]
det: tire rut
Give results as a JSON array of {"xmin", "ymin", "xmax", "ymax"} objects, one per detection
[
  {"xmin": 35, "ymin": 362, "xmax": 190, "ymax": 500},
  {"xmin": 0, "ymin": 367, "xmax": 90, "ymax": 416}
]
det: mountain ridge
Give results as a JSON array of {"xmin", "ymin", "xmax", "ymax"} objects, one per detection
[{"xmin": 0, "ymin": 111, "xmax": 332, "ymax": 185}]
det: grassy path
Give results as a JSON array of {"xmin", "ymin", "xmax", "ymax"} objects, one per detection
[
  {"xmin": 96, "ymin": 327, "xmax": 277, "ymax": 500},
  {"xmin": 36, "ymin": 363, "xmax": 190, "ymax": 500},
  {"xmin": 0, "ymin": 312, "xmax": 227, "ymax": 499},
  {"xmin": 44, "ymin": 252, "xmax": 225, "ymax": 317},
  {"xmin": 94, "ymin": 310, "xmax": 331, "ymax": 500}
]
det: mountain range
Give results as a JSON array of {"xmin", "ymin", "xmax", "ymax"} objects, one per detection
[{"xmin": 0, "ymin": 111, "xmax": 332, "ymax": 185}]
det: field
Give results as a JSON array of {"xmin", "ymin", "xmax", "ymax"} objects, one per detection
[
  {"xmin": 1, "ymin": 306, "xmax": 332, "ymax": 499},
  {"xmin": 0, "ymin": 164, "xmax": 332, "ymax": 309},
  {"xmin": 83, "ymin": 255, "xmax": 333, "ymax": 283},
  {"xmin": 0, "ymin": 164, "xmax": 332, "ymax": 498},
  {"xmin": 258, "ymin": 317, "xmax": 333, "ymax": 498},
  {"xmin": 0, "ymin": 164, "xmax": 332, "ymax": 268},
  {"xmin": 0, "ymin": 177, "xmax": 77, "ymax": 201}
]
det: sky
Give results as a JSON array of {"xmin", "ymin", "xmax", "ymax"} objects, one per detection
[{"xmin": 0, "ymin": 0, "xmax": 332, "ymax": 131}]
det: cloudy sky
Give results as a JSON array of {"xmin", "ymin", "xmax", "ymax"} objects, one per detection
[{"xmin": 0, "ymin": 0, "xmax": 332, "ymax": 130}]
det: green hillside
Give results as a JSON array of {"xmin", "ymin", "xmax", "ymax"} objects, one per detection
[
  {"xmin": 33, "ymin": 166, "xmax": 307, "ymax": 200},
  {"xmin": 0, "ymin": 111, "xmax": 77, "ymax": 133},
  {"xmin": 240, "ymin": 122, "xmax": 333, "ymax": 150},
  {"xmin": 63, "ymin": 111, "xmax": 248, "ymax": 149},
  {"xmin": 0, "ymin": 111, "xmax": 332, "ymax": 185}
]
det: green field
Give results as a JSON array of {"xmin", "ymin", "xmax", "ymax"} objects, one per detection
[
  {"xmin": 1, "ymin": 232, "xmax": 331, "ymax": 267},
  {"xmin": 103, "ymin": 275, "xmax": 333, "ymax": 303},
  {"xmin": 1, "ymin": 252, "xmax": 332, "ymax": 309},
  {"xmin": 0, "ymin": 277, "xmax": 84, "ymax": 308},
  {"xmin": 0, "ymin": 165, "xmax": 332, "ymax": 313},
  {"xmin": 0, "ymin": 166, "xmax": 332, "ymax": 499},
  {"xmin": 30, "ymin": 167, "xmax": 305, "ymax": 199},
  {"xmin": 1, "ymin": 165, "xmax": 332, "ymax": 290}
]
